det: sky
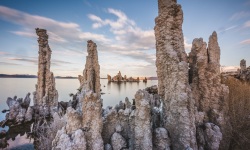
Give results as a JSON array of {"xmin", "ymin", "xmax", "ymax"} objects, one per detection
[{"xmin": 0, "ymin": 0, "xmax": 250, "ymax": 77}]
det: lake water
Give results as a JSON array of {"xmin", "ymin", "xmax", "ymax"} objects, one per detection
[{"xmin": 0, "ymin": 78, "xmax": 157, "ymax": 149}]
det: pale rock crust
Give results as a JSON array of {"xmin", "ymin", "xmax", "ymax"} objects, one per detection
[
  {"xmin": 110, "ymin": 125, "xmax": 127, "ymax": 150},
  {"xmin": 52, "ymin": 127, "xmax": 87, "ymax": 150},
  {"xmin": 65, "ymin": 107, "xmax": 82, "ymax": 134},
  {"xmin": 155, "ymin": 0, "xmax": 197, "ymax": 149},
  {"xmin": 34, "ymin": 28, "xmax": 58, "ymax": 108},
  {"xmin": 82, "ymin": 91, "xmax": 104, "ymax": 150},
  {"xmin": 134, "ymin": 90, "xmax": 152, "ymax": 150},
  {"xmin": 153, "ymin": 127, "xmax": 171, "ymax": 150}
]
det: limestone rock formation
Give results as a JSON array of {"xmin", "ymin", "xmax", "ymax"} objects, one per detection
[
  {"xmin": 236, "ymin": 59, "xmax": 250, "ymax": 81},
  {"xmin": 34, "ymin": 28, "xmax": 58, "ymax": 108},
  {"xmin": 155, "ymin": 0, "xmax": 197, "ymax": 149},
  {"xmin": 240, "ymin": 59, "xmax": 246, "ymax": 70},
  {"xmin": 52, "ymin": 127, "xmax": 87, "ymax": 150},
  {"xmin": 189, "ymin": 32, "xmax": 231, "ymax": 150},
  {"xmin": 134, "ymin": 90, "xmax": 152, "ymax": 150},
  {"xmin": 107, "ymin": 74, "xmax": 111, "ymax": 82},
  {"xmin": 1, "ymin": 93, "xmax": 32, "ymax": 127},
  {"xmin": 153, "ymin": 127, "xmax": 171, "ymax": 150},
  {"xmin": 196, "ymin": 123, "xmax": 222, "ymax": 150},
  {"xmin": 110, "ymin": 125, "xmax": 127, "ymax": 150},
  {"xmin": 82, "ymin": 91, "xmax": 104, "ymax": 150},
  {"xmin": 79, "ymin": 40, "xmax": 100, "ymax": 97},
  {"xmin": 65, "ymin": 107, "xmax": 82, "ymax": 134}
]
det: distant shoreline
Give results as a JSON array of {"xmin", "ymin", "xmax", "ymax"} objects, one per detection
[{"xmin": 0, "ymin": 74, "xmax": 158, "ymax": 80}]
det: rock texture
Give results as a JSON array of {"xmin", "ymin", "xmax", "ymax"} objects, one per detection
[
  {"xmin": 153, "ymin": 127, "xmax": 171, "ymax": 150},
  {"xmin": 52, "ymin": 128, "xmax": 87, "ymax": 150},
  {"xmin": 34, "ymin": 28, "xmax": 58, "ymax": 108},
  {"xmin": 189, "ymin": 32, "xmax": 231, "ymax": 150},
  {"xmin": 1, "ymin": 93, "xmax": 32, "ymax": 127},
  {"xmin": 82, "ymin": 91, "xmax": 104, "ymax": 150},
  {"xmin": 155, "ymin": 0, "xmax": 197, "ymax": 149},
  {"xmin": 134, "ymin": 90, "xmax": 152, "ymax": 150},
  {"xmin": 110, "ymin": 125, "xmax": 127, "ymax": 150}
]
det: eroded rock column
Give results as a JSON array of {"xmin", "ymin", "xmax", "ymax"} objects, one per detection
[
  {"xmin": 154, "ymin": 0, "xmax": 197, "ymax": 149},
  {"xmin": 34, "ymin": 28, "xmax": 58, "ymax": 108},
  {"xmin": 189, "ymin": 32, "xmax": 231, "ymax": 150},
  {"xmin": 79, "ymin": 40, "xmax": 100, "ymax": 97}
]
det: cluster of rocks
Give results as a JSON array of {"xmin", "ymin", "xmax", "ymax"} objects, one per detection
[
  {"xmin": 155, "ymin": 0, "xmax": 231, "ymax": 150},
  {"xmin": 0, "ymin": 0, "xmax": 236, "ymax": 149},
  {"xmin": 107, "ymin": 71, "xmax": 140, "ymax": 82},
  {"xmin": 235, "ymin": 59, "xmax": 250, "ymax": 81}
]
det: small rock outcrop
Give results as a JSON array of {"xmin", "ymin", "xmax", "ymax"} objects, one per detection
[
  {"xmin": 155, "ymin": 0, "xmax": 197, "ymax": 149},
  {"xmin": 236, "ymin": 59, "xmax": 250, "ymax": 81},
  {"xmin": 1, "ymin": 93, "xmax": 32, "ymax": 127},
  {"xmin": 34, "ymin": 28, "xmax": 58, "ymax": 108},
  {"xmin": 52, "ymin": 128, "xmax": 87, "ymax": 150},
  {"xmin": 107, "ymin": 74, "xmax": 111, "ymax": 82},
  {"xmin": 111, "ymin": 125, "xmax": 127, "ymax": 150},
  {"xmin": 153, "ymin": 127, "xmax": 171, "ymax": 150}
]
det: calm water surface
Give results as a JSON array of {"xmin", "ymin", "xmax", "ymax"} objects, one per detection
[{"xmin": 0, "ymin": 78, "xmax": 157, "ymax": 149}]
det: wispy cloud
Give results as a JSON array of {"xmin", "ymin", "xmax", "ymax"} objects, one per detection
[
  {"xmin": 0, "ymin": 61, "xmax": 20, "ymax": 66},
  {"xmin": 184, "ymin": 37, "xmax": 192, "ymax": 52},
  {"xmin": 240, "ymin": 39, "xmax": 250, "ymax": 45},
  {"xmin": 244, "ymin": 20, "xmax": 250, "ymax": 28},
  {"xmin": 0, "ymin": 5, "xmax": 111, "ymax": 44},
  {"xmin": 88, "ymin": 8, "xmax": 155, "ymax": 51},
  {"xmin": 230, "ymin": 11, "xmax": 250, "ymax": 21},
  {"xmin": 218, "ymin": 25, "xmax": 238, "ymax": 34}
]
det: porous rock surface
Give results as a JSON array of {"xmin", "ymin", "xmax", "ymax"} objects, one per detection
[
  {"xmin": 134, "ymin": 90, "xmax": 152, "ymax": 150},
  {"xmin": 82, "ymin": 91, "xmax": 104, "ymax": 150},
  {"xmin": 155, "ymin": 0, "xmax": 197, "ymax": 149},
  {"xmin": 189, "ymin": 32, "xmax": 231, "ymax": 150},
  {"xmin": 153, "ymin": 127, "xmax": 171, "ymax": 150},
  {"xmin": 34, "ymin": 28, "xmax": 58, "ymax": 108},
  {"xmin": 78, "ymin": 40, "xmax": 100, "ymax": 97}
]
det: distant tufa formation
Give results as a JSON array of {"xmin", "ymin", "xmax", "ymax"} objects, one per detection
[
  {"xmin": 107, "ymin": 71, "xmax": 140, "ymax": 82},
  {"xmin": 236, "ymin": 59, "xmax": 250, "ymax": 81},
  {"xmin": 34, "ymin": 28, "xmax": 58, "ymax": 108}
]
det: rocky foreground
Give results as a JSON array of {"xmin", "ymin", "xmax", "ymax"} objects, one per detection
[{"xmin": 1, "ymin": 0, "xmax": 248, "ymax": 150}]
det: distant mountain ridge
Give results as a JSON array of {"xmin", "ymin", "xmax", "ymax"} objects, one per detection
[{"xmin": 0, "ymin": 74, "xmax": 37, "ymax": 78}]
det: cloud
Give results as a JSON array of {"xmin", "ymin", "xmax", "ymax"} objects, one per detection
[
  {"xmin": 0, "ymin": 5, "xmax": 110, "ymax": 44},
  {"xmin": 240, "ymin": 39, "xmax": 250, "ymax": 45},
  {"xmin": 184, "ymin": 37, "xmax": 192, "ymax": 52},
  {"xmin": 218, "ymin": 25, "xmax": 238, "ymax": 34},
  {"xmin": 88, "ymin": 8, "xmax": 155, "ymax": 51},
  {"xmin": 230, "ymin": 11, "xmax": 250, "ymax": 21},
  {"xmin": 244, "ymin": 20, "xmax": 250, "ymax": 28},
  {"xmin": 0, "ymin": 61, "xmax": 20, "ymax": 66},
  {"xmin": 221, "ymin": 66, "xmax": 240, "ymax": 72}
]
